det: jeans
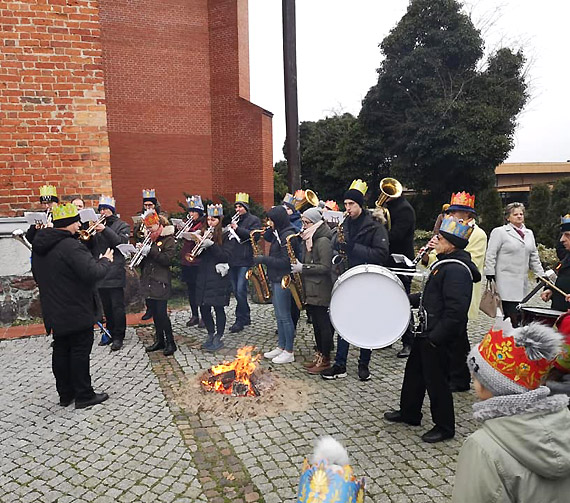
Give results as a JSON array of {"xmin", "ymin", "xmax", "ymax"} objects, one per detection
[
  {"xmin": 52, "ymin": 327, "xmax": 95, "ymax": 402},
  {"xmin": 99, "ymin": 287, "xmax": 126, "ymax": 342},
  {"xmin": 271, "ymin": 282, "xmax": 295, "ymax": 352},
  {"xmin": 335, "ymin": 335, "xmax": 371, "ymax": 367},
  {"xmin": 230, "ymin": 266, "xmax": 251, "ymax": 325}
]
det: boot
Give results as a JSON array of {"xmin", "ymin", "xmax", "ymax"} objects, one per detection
[
  {"xmin": 207, "ymin": 334, "xmax": 224, "ymax": 352},
  {"xmin": 201, "ymin": 333, "xmax": 215, "ymax": 350},
  {"xmin": 163, "ymin": 327, "xmax": 177, "ymax": 356},
  {"xmin": 303, "ymin": 351, "xmax": 321, "ymax": 369},
  {"xmin": 145, "ymin": 331, "xmax": 165, "ymax": 352},
  {"xmin": 307, "ymin": 355, "xmax": 331, "ymax": 374}
]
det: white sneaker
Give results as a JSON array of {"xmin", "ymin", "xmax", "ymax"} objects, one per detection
[
  {"xmin": 264, "ymin": 347, "xmax": 283, "ymax": 359},
  {"xmin": 272, "ymin": 351, "xmax": 294, "ymax": 364}
]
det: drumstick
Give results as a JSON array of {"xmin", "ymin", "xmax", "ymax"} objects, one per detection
[{"xmin": 538, "ymin": 276, "xmax": 568, "ymax": 297}]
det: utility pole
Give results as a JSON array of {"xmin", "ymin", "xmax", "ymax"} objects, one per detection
[{"xmin": 282, "ymin": 0, "xmax": 301, "ymax": 191}]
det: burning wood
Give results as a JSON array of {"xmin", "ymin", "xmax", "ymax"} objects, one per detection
[{"xmin": 201, "ymin": 346, "xmax": 262, "ymax": 396}]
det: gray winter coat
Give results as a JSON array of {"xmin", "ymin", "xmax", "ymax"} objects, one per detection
[
  {"xmin": 300, "ymin": 222, "xmax": 333, "ymax": 307},
  {"xmin": 90, "ymin": 215, "xmax": 130, "ymax": 288},
  {"xmin": 452, "ymin": 390, "xmax": 570, "ymax": 503}
]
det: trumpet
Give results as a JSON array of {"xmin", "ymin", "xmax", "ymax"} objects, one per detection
[
  {"xmin": 175, "ymin": 215, "xmax": 194, "ymax": 240},
  {"xmin": 129, "ymin": 231, "xmax": 152, "ymax": 269},
  {"xmin": 231, "ymin": 212, "xmax": 240, "ymax": 224},
  {"xmin": 375, "ymin": 177, "xmax": 402, "ymax": 230},
  {"xmin": 187, "ymin": 226, "xmax": 214, "ymax": 262},
  {"xmin": 12, "ymin": 229, "xmax": 32, "ymax": 251},
  {"xmin": 79, "ymin": 215, "xmax": 106, "ymax": 241}
]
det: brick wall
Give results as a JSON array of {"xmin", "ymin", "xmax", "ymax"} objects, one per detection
[{"xmin": 0, "ymin": 0, "xmax": 112, "ymax": 215}]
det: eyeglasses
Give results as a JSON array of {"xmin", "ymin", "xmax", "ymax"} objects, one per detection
[{"xmin": 143, "ymin": 203, "xmax": 154, "ymax": 208}]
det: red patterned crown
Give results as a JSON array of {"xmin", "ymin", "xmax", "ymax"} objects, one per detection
[
  {"xmin": 448, "ymin": 191, "xmax": 475, "ymax": 212},
  {"xmin": 468, "ymin": 322, "xmax": 562, "ymax": 394},
  {"xmin": 143, "ymin": 209, "xmax": 160, "ymax": 227}
]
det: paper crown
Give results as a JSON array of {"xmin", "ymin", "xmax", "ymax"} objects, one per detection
[
  {"xmin": 186, "ymin": 195, "xmax": 204, "ymax": 211},
  {"xmin": 473, "ymin": 325, "xmax": 560, "ymax": 391},
  {"xmin": 324, "ymin": 200, "xmax": 339, "ymax": 212},
  {"xmin": 142, "ymin": 188, "xmax": 156, "ymax": 200},
  {"xmin": 560, "ymin": 214, "xmax": 570, "ymax": 232},
  {"xmin": 235, "ymin": 192, "xmax": 249, "ymax": 204},
  {"xmin": 98, "ymin": 195, "xmax": 116, "ymax": 209},
  {"xmin": 52, "ymin": 203, "xmax": 79, "ymax": 221},
  {"xmin": 142, "ymin": 209, "xmax": 160, "ymax": 227},
  {"xmin": 283, "ymin": 193, "xmax": 296, "ymax": 205},
  {"xmin": 39, "ymin": 185, "xmax": 58, "ymax": 200},
  {"xmin": 298, "ymin": 460, "xmax": 365, "ymax": 503},
  {"xmin": 448, "ymin": 191, "xmax": 476, "ymax": 212},
  {"xmin": 439, "ymin": 215, "xmax": 474, "ymax": 241},
  {"xmin": 207, "ymin": 204, "xmax": 223, "ymax": 217},
  {"xmin": 349, "ymin": 179, "xmax": 368, "ymax": 196},
  {"xmin": 294, "ymin": 189, "xmax": 306, "ymax": 201}
]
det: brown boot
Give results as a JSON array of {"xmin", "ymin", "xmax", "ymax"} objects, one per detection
[
  {"xmin": 303, "ymin": 351, "xmax": 321, "ymax": 368},
  {"xmin": 307, "ymin": 355, "xmax": 331, "ymax": 374}
]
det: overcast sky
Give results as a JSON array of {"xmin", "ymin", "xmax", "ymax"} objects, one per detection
[{"xmin": 248, "ymin": 0, "xmax": 570, "ymax": 166}]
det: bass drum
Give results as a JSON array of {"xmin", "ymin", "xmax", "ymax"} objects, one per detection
[{"xmin": 329, "ymin": 264, "xmax": 411, "ymax": 349}]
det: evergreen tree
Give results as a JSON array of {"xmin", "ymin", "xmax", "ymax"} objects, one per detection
[
  {"xmin": 477, "ymin": 188, "xmax": 503, "ymax": 234},
  {"xmin": 526, "ymin": 184, "xmax": 552, "ymax": 246}
]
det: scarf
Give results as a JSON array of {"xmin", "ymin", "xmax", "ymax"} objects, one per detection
[
  {"xmin": 150, "ymin": 225, "xmax": 163, "ymax": 242},
  {"xmin": 302, "ymin": 220, "xmax": 322, "ymax": 252},
  {"xmin": 510, "ymin": 223, "xmax": 526, "ymax": 240}
]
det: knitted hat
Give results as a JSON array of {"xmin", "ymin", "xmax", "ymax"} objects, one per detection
[
  {"xmin": 98, "ymin": 195, "xmax": 116, "ymax": 213},
  {"xmin": 52, "ymin": 203, "xmax": 80, "ymax": 228},
  {"xmin": 343, "ymin": 179, "xmax": 367, "ymax": 208},
  {"xmin": 468, "ymin": 319, "xmax": 563, "ymax": 396},
  {"xmin": 302, "ymin": 207, "xmax": 323, "ymax": 224}
]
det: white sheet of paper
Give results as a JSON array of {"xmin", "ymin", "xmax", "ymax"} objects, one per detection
[
  {"xmin": 323, "ymin": 210, "xmax": 344, "ymax": 224},
  {"xmin": 79, "ymin": 208, "xmax": 98, "ymax": 223},
  {"xmin": 116, "ymin": 243, "xmax": 136, "ymax": 258},
  {"xmin": 181, "ymin": 231, "xmax": 201, "ymax": 242},
  {"xmin": 132, "ymin": 215, "xmax": 142, "ymax": 224},
  {"xmin": 24, "ymin": 212, "xmax": 47, "ymax": 225}
]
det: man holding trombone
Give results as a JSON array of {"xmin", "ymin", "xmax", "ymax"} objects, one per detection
[
  {"xmin": 227, "ymin": 192, "xmax": 261, "ymax": 333},
  {"xmin": 89, "ymin": 195, "xmax": 130, "ymax": 351}
]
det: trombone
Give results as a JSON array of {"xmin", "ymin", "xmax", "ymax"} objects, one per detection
[
  {"xmin": 129, "ymin": 231, "xmax": 152, "ymax": 269},
  {"xmin": 79, "ymin": 215, "xmax": 106, "ymax": 241},
  {"xmin": 375, "ymin": 177, "xmax": 402, "ymax": 230},
  {"xmin": 187, "ymin": 226, "xmax": 214, "ymax": 262},
  {"xmin": 175, "ymin": 215, "xmax": 194, "ymax": 240}
]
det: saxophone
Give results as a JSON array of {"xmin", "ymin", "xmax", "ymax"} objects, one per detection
[
  {"xmin": 245, "ymin": 229, "xmax": 271, "ymax": 302},
  {"xmin": 281, "ymin": 232, "xmax": 305, "ymax": 310},
  {"xmin": 331, "ymin": 211, "xmax": 349, "ymax": 273}
]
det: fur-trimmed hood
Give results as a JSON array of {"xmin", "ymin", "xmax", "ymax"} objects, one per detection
[{"xmin": 160, "ymin": 225, "xmax": 175, "ymax": 237}]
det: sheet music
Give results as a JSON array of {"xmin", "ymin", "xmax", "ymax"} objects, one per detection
[
  {"xmin": 24, "ymin": 212, "xmax": 47, "ymax": 225},
  {"xmin": 79, "ymin": 208, "xmax": 98, "ymax": 223},
  {"xmin": 116, "ymin": 243, "xmax": 136, "ymax": 258}
]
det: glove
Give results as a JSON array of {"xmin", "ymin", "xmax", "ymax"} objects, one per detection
[
  {"xmin": 140, "ymin": 244, "xmax": 151, "ymax": 257},
  {"xmin": 338, "ymin": 241, "xmax": 354, "ymax": 253},
  {"xmin": 291, "ymin": 262, "xmax": 303, "ymax": 274},
  {"xmin": 215, "ymin": 263, "xmax": 230, "ymax": 277},
  {"xmin": 253, "ymin": 256, "xmax": 266, "ymax": 265},
  {"xmin": 201, "ymin": 238, "xmax": 214, "ymax": 249},
  {"xmin": 486, "ymin": 275, "xmax": 495, "ymax": 282}
]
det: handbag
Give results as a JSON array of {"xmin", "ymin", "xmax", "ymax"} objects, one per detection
[{"xmin": 479, "ymin": 280, "xmax": 501, "ymax": 317}]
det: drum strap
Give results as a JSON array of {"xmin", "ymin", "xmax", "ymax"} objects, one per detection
[{"xmin": 429, "ymin": 259, "xmax": 473, "ymax": 281}]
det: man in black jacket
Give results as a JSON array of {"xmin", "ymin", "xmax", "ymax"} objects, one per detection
[
  {"xmin": 228, "ymin": 193, "xmax": 261, "ymax": 333},
  {"xmin": 385, "ymin": 195, "xmax": 416, "ymax": 358},
  {"xmin": 322, "ymin": 181, "xmax": 390, "ymax": 382},
  {"xmin": 384, "ymin": 216, "xmax": 481, "ymax": 443},
  {"xmin": 542, "ymin": 215, "xmax": 570, "ymax": 311},
  {"xmin": 32, "ymin": 203, "xmax": 113, "ymax": 409},
  {"xmin": 90, "ymin": 196, "xmax": 131, "ymax": 351}
]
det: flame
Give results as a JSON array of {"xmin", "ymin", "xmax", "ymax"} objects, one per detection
[{"xmin": 201, "ymin": 346, "xmax": 261, "ymax": 396}]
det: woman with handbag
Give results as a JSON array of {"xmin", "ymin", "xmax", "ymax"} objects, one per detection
[{"xmin": 484, "ymin": 202, "xmax": 544, "ymax": 326}]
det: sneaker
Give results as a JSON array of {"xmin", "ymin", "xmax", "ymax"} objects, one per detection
[
  {"xmin": 321, "ymin": 364, "xmax": 347, "ymax": 380},
  {"xmin": 358, "ymin": 363, "xmax": 371, "ymax": 381},
  {"xmin": 264, "ymin": 347, "xmax": 283, "ymax": 359},
  {"xmin": 229, "ymin": 323, "xmax": 244, "ymax": 333},
  {"xmin": 272, "ymin": 351, "xmax": 294, "ymax": 364}
]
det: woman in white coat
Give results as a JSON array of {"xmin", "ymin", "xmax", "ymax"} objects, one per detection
[{"xmin": 484, "ymin": 202, "xmax": 544, "ymax": 326}]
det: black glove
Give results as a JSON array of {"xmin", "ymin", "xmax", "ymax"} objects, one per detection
[
  {"xmin": 486, "ymin": 275, "xmax": 495, "ymax": 282},
  {"xmin": 339, "ymin": 241, "xmax": 354, "ymax": 253},
  {"xmin": 253, "ymin": 256, "xmax": 265, "ymax": 265}
]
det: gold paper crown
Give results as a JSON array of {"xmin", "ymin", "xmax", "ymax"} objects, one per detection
[
  {"xmin": 449, "ymin": 191, "xmax": 475, "ymax": 209},
  {"xmin": 142, "ymin": 188, "xmax": 156, "ymax": 199},
  {"xmin": 235, "ymin": 192, "xmax": 249, "ymax": 204},
  {"xmin": 207, "ymin": 204, "xmax": 224, "ymax": 217},
  {"xmin": 349, "ymin": 179, "xmax": 368, "ymax": 196},
  {"xmin": 39, "ymin": 185, "xmax": 58, "ymax": 198},
  {"xmin": 52, "ymin": 203, "xmax": 79, "ymax": 221}
]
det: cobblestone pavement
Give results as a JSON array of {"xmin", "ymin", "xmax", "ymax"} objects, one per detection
[{"xmin": 1, "ymin": 297, "xmax": 505, "ymax": 502}]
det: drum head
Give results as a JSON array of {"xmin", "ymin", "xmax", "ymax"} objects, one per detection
[{"xmin": 329, "ymin": 265, "xmax": 410, "ymax": 349}]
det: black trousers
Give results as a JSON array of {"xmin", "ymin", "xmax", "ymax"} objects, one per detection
[
  {"xmin": 52, "ymin": 327, "xmax": 96, "ymax": 402},
  {"xmin": 400, "ymin": 337, "xmax": 455, "ymax": 434},
  {"xmin": 306, "ymin": 305, "xmax": 334, "ymax": 358},
  {"xmin": 148, "ymin": 299, "xmax": 172, "ymax": 339},
  {"xmin": 99, "ymin": 287, "xmax": 126, "ymax": 342},
  {"xmin": 400, "ymin": 275, "xmax": 414, "ymax": 347},
  {"xmin": 447, "ymin": 324, "xmax": 471, "ymax": 389},
  {"xmin": 291, "ymin": 300, "xmax": 300, "ymax": 330},
  {"xmin": 200, "ymin": 304, "xmax": 227, "ymax": 335},
  {"xmin": 182, "ymin": 265, "xmax": 199, "ymax": 318}
]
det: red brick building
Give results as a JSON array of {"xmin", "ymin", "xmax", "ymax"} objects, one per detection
[{"xmin": 0, "ymin": 0, "xmax": 273, "ymax": 220}]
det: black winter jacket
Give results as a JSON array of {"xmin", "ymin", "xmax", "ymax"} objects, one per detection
[
  {"xmin": 139, "ymin": 226, "xmax": 176, "ymax": 300},
  {"xmin": 410, "ymin": 249, "xmax": 481, "ymax": 346},
  {"xmin": 196, "ymin": 232, "xmax": 232, "ymax": 307},
  {"xmin": 386, "ymin": 196, "xmax": 416, "ymax": 260},
  {"xmin": 552, "ymin": 251, "xmax": 570, "ymax": 312},
  {"xmin": 31, "ymin": 228, "xmax": 111, "ymax": 336},
  {"xmin": 228, "ymin": 212, "xmax": 261, "ymax": 267},
  {"xmin": 90, "ymin": 215, "xmax": 130, "ymax": 289},
  {"xmin": 258, "ymin": 206, "xmax": 301, "ymax": 283},
  {"xmin": 333, "ymin": 211, "xmax": 390, "ymax": 268}
]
